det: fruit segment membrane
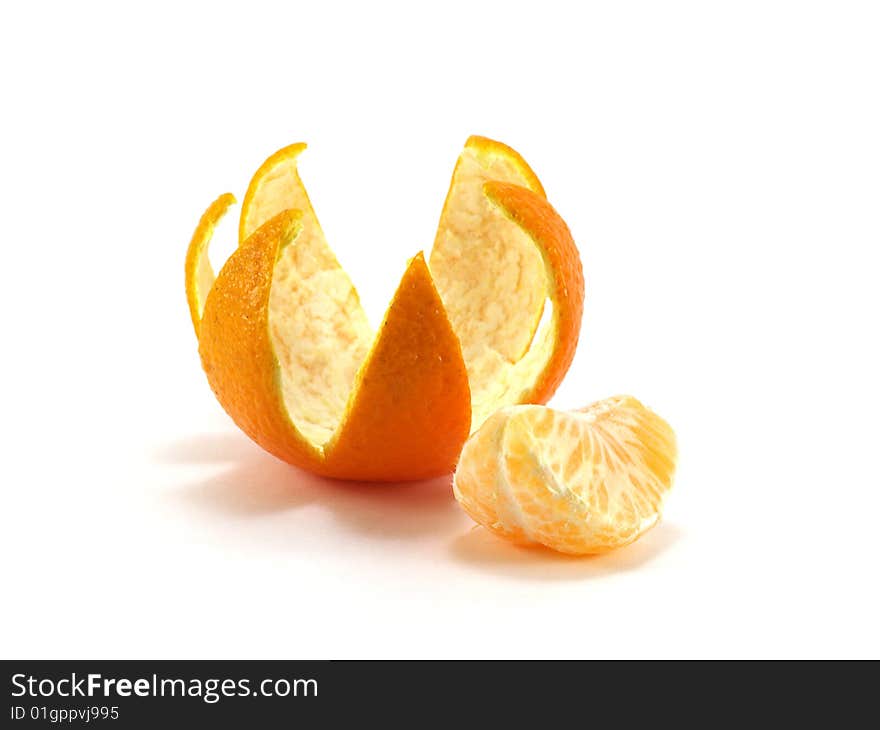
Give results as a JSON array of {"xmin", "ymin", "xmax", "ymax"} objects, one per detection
[{"xmin": 453, "ymin": 397, "xmax": 677, "ymax": 555}]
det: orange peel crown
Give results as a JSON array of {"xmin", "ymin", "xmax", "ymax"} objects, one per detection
[{"xmin": 185, "ymin": 136, "xmax": 584, "ymax": 481}]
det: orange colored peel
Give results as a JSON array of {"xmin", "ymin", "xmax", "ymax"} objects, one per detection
[
  {"xmin": 198, "ymin": 210, "xmax": 470, "ymax": 480},
  {"xmin": 184, "ymin": 192, "xmax": 236, "ymax": 335},
  {"xmin": 480, "ymin": 181, "xmax": 584, "ymax": 415},
  {"xmin": 185, "ymin": 136, "xmax": 584, "ymax": 481}
]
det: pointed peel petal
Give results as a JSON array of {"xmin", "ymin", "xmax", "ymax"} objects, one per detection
[
  {"xmin": 239, "ymin": 142, "xmax": 309, "ymax": 243},
  {"xmin": 325, "ymin": 253, "xmax": 471, "ymax": 480},
  {"xmin": 481, "ymin": 181, "xmax": 585, "ymax": 407},
  {"xmin": 427, "ymin": 135, "xmax": 558, "ymax": 430},
  {"xmin": 184, "ymin": 192, "xmax": 236, "ymax": 336},
  {"xmin": 464, "ymin": 135, "xmax": 546, "ymax": 199},
  {"xmin": 199, "ymin": 210, "xmax": 322, "ymax": 469}
]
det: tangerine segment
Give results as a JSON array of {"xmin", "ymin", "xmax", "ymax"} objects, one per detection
[
  {"xmin": 184, "ymin": 192, "xmax": 236, "ymax": 335},
  {"xmin": 199, "ymin": 210, "xmax": 469, "ymax": 481},
  {"xmin": 453, "ymin": 397, "xmax": 677, "ymax": 555}
]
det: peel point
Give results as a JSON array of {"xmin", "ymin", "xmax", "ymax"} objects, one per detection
[
  {"xmin": 464, "ymin": 135, "xmax": 546, "ymax": 198},
  {"xmin": 322, "ymin": 252, "xmax": 471, "ymax": 480},
  {"xmin": 184, "ymin": 192, "xmax": 236, "ymax": 336},
  {"xmin": 239, "ymin": 142, "xmax": 309, "ymax": 242}
]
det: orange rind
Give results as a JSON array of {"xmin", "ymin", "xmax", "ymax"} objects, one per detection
[
  {"xmin": 453, "ymin": 396, "xmax": 677, "ymax": 554},
  {"xmin": 185, "ymin": 136, "xmax": 584, "ymax": 481}
]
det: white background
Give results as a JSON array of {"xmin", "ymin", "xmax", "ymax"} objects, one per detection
[{"xmin": 2, "ymin": 1, "xmax": 878, "ymax": 659}]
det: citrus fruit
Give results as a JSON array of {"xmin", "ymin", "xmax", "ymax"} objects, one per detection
[
  {"xmin": 453, "ymin": 396, "xmax": 677, "ymax": 554},
  {"xmin": 185, "ymin": 136, "xmax": 584, "ymax": 481}
]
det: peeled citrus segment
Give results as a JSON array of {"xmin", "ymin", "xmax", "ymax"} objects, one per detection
[
  {"xmin": 184, "ymin": 192, "xmax": 236, "ymax": 335},
  {"xmin": 453, "ymin": 396, "xmax": 677, "ymax": 555},
  {"xmin": 429, "ymin": 137, "xmax": 583, "ymax": 430},
  {"xmin": 198, "ymin": 210, "xmax": 470, "ymax": 481}
]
